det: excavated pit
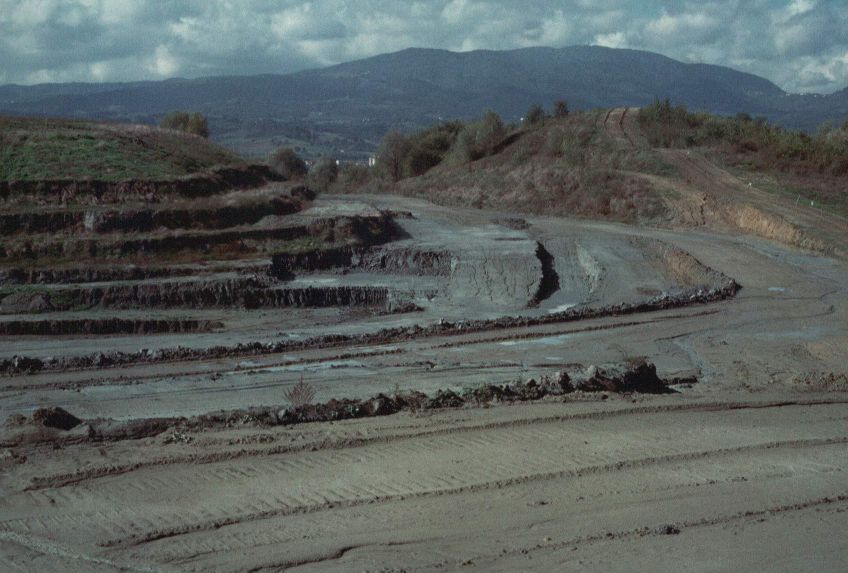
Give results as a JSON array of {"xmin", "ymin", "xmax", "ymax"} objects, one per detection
[
  {"xmin": 0, "ymin": 195, "xmax": 740, "ymax": 412},
  {"xmin": 270, "ymin": 245, "xmax": 454, "ymax": 277}
]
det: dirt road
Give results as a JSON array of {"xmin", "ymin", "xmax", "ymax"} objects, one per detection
[{"xmin": 2, "ymin": 395, "xmax": 847, "ymax": 571}]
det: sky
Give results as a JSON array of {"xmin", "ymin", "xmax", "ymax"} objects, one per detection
[{"xmin": 1, "ymin": 0, "xmax": 847, "ymax": 93}]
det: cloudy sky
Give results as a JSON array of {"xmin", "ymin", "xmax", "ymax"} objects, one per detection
[{"xmin": 1, "ymin": 0, "xmax": 847, "ymax": 93}]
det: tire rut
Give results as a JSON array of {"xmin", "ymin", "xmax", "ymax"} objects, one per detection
[
  {"xmin": 89, "ymin": 437, "xmax": 848, "ymax": 550},
  {"xmin": 23, "ymin": 397, "xmax": 848, "ymax": 492}
]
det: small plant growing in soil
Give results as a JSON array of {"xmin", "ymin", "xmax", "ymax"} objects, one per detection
[{"xmin": 284, "ymin": 376, "xmax": 316, "ymax": 408}]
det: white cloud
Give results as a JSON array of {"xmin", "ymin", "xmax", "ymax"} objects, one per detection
[
  {"xmin": 149, "ymin": 45, "xmax": 179, "ymax": 77},
  {"xmin": 0, "ymin": 0, "xmax": 846, "ymax": 93},
  {"xmin": 594, "ymin": 32, "xmax": 626, "ymax": 49}
]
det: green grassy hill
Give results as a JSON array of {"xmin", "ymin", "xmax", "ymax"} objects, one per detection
[{"xmin": 0, "ymin": 116, "xmax": 246, "ymax": 182}]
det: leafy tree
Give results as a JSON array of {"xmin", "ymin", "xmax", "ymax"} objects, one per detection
[
  {"xmin": 307, "ymin": 156, "xmax": 338, "ymax": 193},
  {"xmin": 337, "ymin": 163, "xmax": 372, "ymax": 190},
  {"xmin": 160, "ymin": 111, "xmax": 209, "ymax": 138},
  {"xmin": 454, "ymin": 111, "xmax": 506, "ymax": 161},
  {"xmin": 269, "ymin": 147, "xmax": 307, "ymax": 180},
  {"xmin": 524, "ymin": 104, "xmax": 547, "ymax": 126},
  {"xmin": 404, "ymin": 121, "xmax": 464, "ymax": 177},
  {"xmin": 377, "ymin": 130, "xmax": 412, "ymax": 182},
  {"xmin": 554, "ymin": 100, "xmax": 569, "ymax": 118}
]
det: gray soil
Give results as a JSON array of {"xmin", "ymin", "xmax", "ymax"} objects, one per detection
[{"xmin": 2, "ymin": 126, "xmax": 848, "ymax": 571}]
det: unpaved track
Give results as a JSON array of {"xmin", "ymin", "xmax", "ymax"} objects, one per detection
[
  {"xmin": 609, "ymin": 107, "xmax": 848, "ymax": 255},
  {"xmin": 2, "ymin": 397, "xmax": 848, "ymax": 571}
]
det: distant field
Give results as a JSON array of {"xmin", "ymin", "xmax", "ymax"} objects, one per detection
[{"xmin": 0, "ymin": 116, "xmax": 246, "ymax": 181}]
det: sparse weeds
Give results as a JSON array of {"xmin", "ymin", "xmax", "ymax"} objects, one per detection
[{"xmin": 284, "ymin": 376, "xmax": 316, "ymax": 407}]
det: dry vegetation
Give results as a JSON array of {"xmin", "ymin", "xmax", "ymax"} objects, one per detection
[
  {"xmin": 638, "ymin": 100, "xmax": 848, "ymax": 217},
  {"xmin": 343, "ymin": 110, "xmax": 674, "ymax": 223}
]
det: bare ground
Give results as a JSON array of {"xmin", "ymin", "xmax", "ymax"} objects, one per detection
[{"xmin": 2, "ymin": 114, "xmax": 848, "ymax": 571}]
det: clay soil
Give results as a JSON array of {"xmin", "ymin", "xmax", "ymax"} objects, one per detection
[{"xmin": 2, "ymin": 116, "xmax": 848, "ymax": 571}]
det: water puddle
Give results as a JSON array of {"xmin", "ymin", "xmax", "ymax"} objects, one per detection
[
  {"xmin": 548, "ymin": 303, "xmax": 577, "ymax": 314},
  {"xmin": 262, "ymin": 360, "xmax": 366, "ymax": 373}
]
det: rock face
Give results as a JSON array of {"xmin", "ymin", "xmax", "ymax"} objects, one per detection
[
  {"xmin": 0, "ymin": 266, "xmax": 200, "ymax": 285},
  {"xmin": 0, "ymin": 318, "xmax": 223, "ymax": 336},
  {"xmin": 270, "ymin": 246, "xmax": 454, "ymax": 276},
  {"xmin": 0, "ymin": 280, "xmax": 390, "ymax": 311}
]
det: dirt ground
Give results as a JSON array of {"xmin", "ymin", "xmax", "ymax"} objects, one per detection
[{"xmin": 2, "ymin": 113, "xmax": 848, "ymax": 571}]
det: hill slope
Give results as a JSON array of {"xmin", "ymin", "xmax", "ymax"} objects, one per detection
[
  {"xmin": 0, "ymin": 116, "xmax": 247, "ymax": 182},
  {"xmin": 2, "ymin": 46, "xmax": 847, "ymax": 157}
]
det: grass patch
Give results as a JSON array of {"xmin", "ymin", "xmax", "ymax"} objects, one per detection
[{"xmin": 0, "ymin": 116, "xmax": 245, "ymax": 182}]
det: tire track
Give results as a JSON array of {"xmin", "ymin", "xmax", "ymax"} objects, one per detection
[
  {"xmin": 475, "ymin": 494, "xmax": 848, "ymax": 569},
  {"xmin": 24, "ymin": 397, "xmax": 848, "ymax": 492},
  {"xmin": 94, "ymin": 437, "xmax": 848, "ymax": 550}
]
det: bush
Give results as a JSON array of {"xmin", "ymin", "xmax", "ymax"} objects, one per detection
[
  {"xmin": 524, "ymin": 104, "xmax": 547, "ymax": 126},
  {"xmin": 337, "ymin": 163, "xmax": 373, "ymax": 190},
  {"xmin": 307, "ymin": 157, "xmax": 339, "ymax": 193},
  {"xmin": 269, "ymin": 147, "xmax": 307, "ymax": 180},
  {"xmin": 453, "ymin": 111, "xmax": 506, "ymax": 161},
  {"xmin": 284, "ymin": 378, "xmax": 316, "ymax": 408},
  {"xmin": 376, "ymin": 130, "xmax": 412, "ymax": 182},
  {"xmin": 638, "ymin": 98, "xmax": 848, "ymax": 175},
  {"xmin": 404, "ymin": 121, "xmax": 463, "ymax": 177},
  {"xmin": 375, "ymin": 121, "xmax": 464, "ymax": 181},
  {"xmin": 160, "ymin": 111, "xmax": 209, "ymax": 138},
  {"xmin": 554, "ymin": 100, "xmax": 569, "ymax": 118}
]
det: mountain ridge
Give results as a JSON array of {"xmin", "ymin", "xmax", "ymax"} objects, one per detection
[{"xmin": 2, "ymin": 45, "xmax": 846, "ymax": 158}]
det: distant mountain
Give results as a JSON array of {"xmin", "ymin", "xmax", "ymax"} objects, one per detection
[{"xmin": 2, "ymin": 46, "xmax": 846, "ymax": 158}]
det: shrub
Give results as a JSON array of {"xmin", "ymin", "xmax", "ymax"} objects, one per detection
[
  {"xmin": 452, "ymin": 111, "xmax": 506, "ymax": 161},
  {"xmin": 524, "ymin": 104, "xmax": 547, "ymax": 126},
  {"xmin": 269, "ymin": 147, "xmax": 307, "ymax": 180},
  {"xmin": 375, "ymin": 121, "xmax": 464, "ymax": 181},
  {"xmin": 638, "ymin": 98, "xmax": 848, "ymax": 176},
  {"xmin": 307, "ymin": 157, "xmax": 339, "ymax": 193},
  {"xmin": 284, "ymin": 378, "xmax": 316, "ymax": 407},
  {"xmin": 337, "ymin": 162, "xmax": 373, "ymax": 190},
  {"xmin": 404, "ymin": 121, "xmax": 463, "ymax": 177},
  {"xmin": 160, "ymin": 111, "xmax": 209, "ymax": 138},
  {"xmin": 376, "ymin": 130, "xmax": 412, "ymax": 182},
  {"xmin": 554, "ymin": 100, "xmax": 569, "ymax": 118}
]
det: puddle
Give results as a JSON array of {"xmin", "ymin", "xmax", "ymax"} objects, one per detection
[
  {"xmin": 768, "ymin": 287, "xmax": 787, "ymax": 292},
  {"xmin": 548, "ymin": 303, "xmax": 577, "ymax": 314},
  {"xmin": 261, "ymin": 360, "xmax": 366, "ymax": 373},
  {"xmin": 225, "ymin": 360, "xmax": 365, "ymax": 375},
  {"xmin": 500, "ymin": 334, "xmax": 570, "ymax": 347}
]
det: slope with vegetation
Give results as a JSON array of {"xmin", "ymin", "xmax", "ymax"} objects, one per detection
[
  {"xmin": 638, "ymin": 99, "xmax": 848, "ymax": 218},
  {"xmin": 340, "ymin": 104, "xmax": 673, "ymax": 223},
  {"xmin": 0, "ymin": 115, "xmax": 243, "ymax": 182},
  {"xmin": 332, "ymin": 100, "xmax": 848, "ymax": 257}
]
